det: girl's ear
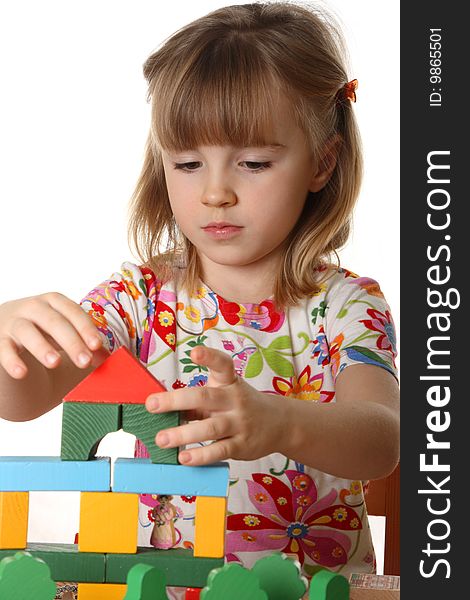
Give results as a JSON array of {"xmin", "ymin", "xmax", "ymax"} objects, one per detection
[{"xmin": 309, "ymin": 134, "xmax": 342, "ymax": 193}]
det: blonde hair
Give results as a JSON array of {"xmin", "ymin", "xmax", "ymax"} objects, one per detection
[{"xmin": 128, "ymin": 1, "xmax": 363, "ymax": 310}]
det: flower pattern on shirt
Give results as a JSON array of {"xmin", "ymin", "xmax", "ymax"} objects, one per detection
[
  {"xmin": 226, "ymin": 471, "xmax": 362, "ymax": 569},
  {"xmin": 80, "ymin": 261, "xmax": 398, "ymax": 581}
]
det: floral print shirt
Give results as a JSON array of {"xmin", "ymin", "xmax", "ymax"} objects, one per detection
[{"xmin": 80, "ymin": 261, "xmax": 398, "ymax": 584}]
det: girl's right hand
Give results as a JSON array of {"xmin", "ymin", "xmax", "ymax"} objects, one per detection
[{"xmin": 0, "ymin": 292, "xmax": 108, "ymax": 379}]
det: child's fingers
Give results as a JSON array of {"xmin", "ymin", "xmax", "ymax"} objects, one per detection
[
  {"xmin": 0, "ymin": 292, "xmax": 104, "ymax": 378},
  {"xmin": 155, "ymin": 416, "xmax": 233, "ymax": 450},
  {"xmin": 6, "ymin": 318, "xmax": 65, "ymax": 372},
  {"xmin": 146, "ymin": 384, "xmax": 231, "ymax": 414},
  {"xmin": 14, "ymin": 311, "xmax": 89, "ymax": 371},
  {"xmin": 190, "ymin": 346, "xmax": 238, "ymax": 387},
  {"xmin": 178, "ymin": 439, "xmax": 232, "ymax": 466},
  {"xmin": 0, "ymin": 335, "xmax": 29, "ymax": 379},
  {"xmin": 23, "ymin": 294, "xmax": 100, "ymax": 369},
  {"xmin": 42, "ymin": 292, "xmax": 102, "ymax": 351}
]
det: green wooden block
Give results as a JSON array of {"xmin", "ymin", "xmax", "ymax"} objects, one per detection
[
  {"xmin": 105, "ymin": 547, "xmax": 223, "ymax": 587},
  {"xmin": 309, "ymin": 568, "xmax": 349, "ymax": 600},
  {"xmin": 61, "ymin": 402, "xmax": 121, "ymax": 461},
  {"xmin": 124, "ymin": 563, "xmax": 169, "ymax": 600},
  {"xmin": 0, "ymin": 551, "xmax": 56, "ymax": 600},
  {"xmin": 251, "ymin": 553, "xmax": 306, "ymax": 600},
  {"xmin": 200, "ymin": 563, "xmax": 267, "ymax": 600},
  {"xmin": 122, "ymin": 404, "xmax": 179, "ymax": 464},
  {"xmin": 0, "ymin": 543, "xmax": 106, "ymax": 583}
]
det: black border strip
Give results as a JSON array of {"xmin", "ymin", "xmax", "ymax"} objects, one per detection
[{"xmin": 401, "ymin": 2, "xmax": 466, "ymax": 597}]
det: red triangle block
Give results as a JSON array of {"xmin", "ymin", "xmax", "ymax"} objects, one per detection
[{"xmin": 64, "ymin": 346, "xmax": 166, "ymax": 404}]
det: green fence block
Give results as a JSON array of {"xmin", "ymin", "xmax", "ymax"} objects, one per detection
[
  {"xmin": 309, "ymin": 569, "xmax": 349, "ymax": 600},
  {"xmin": 252, "ymin": 553, "xmax": 306, "ymax": 600},
  {"xmin": 106, "ymin": 547, "xmax": 223, "ymax": 587},
  {"xmin": 1, "ymin": 544, "xmax": 105, "ymax": 583},
  {"xmin": 201, "ymin": 563, "xmax": 267, "ymax": 600},
  {"xmin": 124, "ymin": 563, "xmax": 169, "ymax": 600},
  {"xmin": 0, "ymin": 551, "xmax": 56, "ymax": 600}
]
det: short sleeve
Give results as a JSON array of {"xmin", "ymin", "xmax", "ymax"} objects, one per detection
[
  {"xmin": 79, "ymin": 261, "xmax": 160, "ymax": 361},
  {"xmin": 323, "ymin": 272, "xmax": 398, "ymax": 382}
]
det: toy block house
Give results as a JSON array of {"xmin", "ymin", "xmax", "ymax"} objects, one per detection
[
  {"xmin": 0, "ymin": 347, "xmax": 229, "ymax": 596},
  {"xmin": 0, "ymin": 347, "xmax": 355, "ymax": 598},
  {"xmin": 61, "ymin": 346, "xmax": 177, "ymax": 464}
]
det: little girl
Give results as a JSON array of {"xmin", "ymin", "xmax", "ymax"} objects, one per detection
[{"xmin": 0, "ymin": 0, "xmax": 399, "ymax": 592}]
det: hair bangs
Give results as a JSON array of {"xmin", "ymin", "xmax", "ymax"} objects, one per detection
[
  {"xmin": 151, "ymin": 39, "xmax": 287, "ymax": 152},
  {"xmin": 131, "ymin": 2, "xmax": 364, "ymax": 309}
]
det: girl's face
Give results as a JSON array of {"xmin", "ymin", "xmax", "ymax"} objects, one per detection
[{"xmin": 161, "ymin": 95, "xmax": 334, "ymax": 286}]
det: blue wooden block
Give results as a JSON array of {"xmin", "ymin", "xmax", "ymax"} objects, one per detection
[
  {"xmin": 113, "ymin": 459, "xmax": 229, "ymax": 497},
  {"xmin": 0, "ymin": 457, "xmax": 110, "ymax": 492}
]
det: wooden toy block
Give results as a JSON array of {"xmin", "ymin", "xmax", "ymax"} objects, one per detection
[
  {"xmin": 0, "ymin": 543, "xmax": 106, "ymax": 582},
  {"xmin": 194, "ymin": 496, "xmax": 227, "ymax": 558},
  {"xmin": 105, "ymin": 547, "xmax": 224, "ymax": 587},
  {"xmin": 0, "ymin": 551, "xmax": 56, "ymax": 600},
  {"xmin": 309, "ymin": 568, "xmax": 349, "ymax": 600},
  {"xmin": 124, "ymin": 563, "xmax": 168, "ymax": 600},
  {"xmin": 78, "ymin": 582, "xmax": 127, "ymax": 599},
  {"xmin": 79, "ymin": 492, "xmax": 139, "ymax": 554},
  {"xmin": 0, "ymin": 492, "xmax": 28, "ymax": 550},
  {"xmin": 61, "ymin": 402, "xmax": 121, "ymax": 460},
  {"xmin": 251, "ymin": 553, "xmax": 307, "ymax": 600},
  {"xmin": 200, "ymin": 563, "xmax": 268, "ymax": 600},
  {"xmin": 348, "ymin": 573, "xmax": 400, "ymax": 599},
  {"xmin": 64, "ymin": 346, "xmax": 166, "ymax": 404},
  {"xmin": 185, "ymin": 588, "xmax": 202, "ymax": 599},
  {"xmin": 0, "ymin": 456, "xmax": 110, "ymax": 491},
  {"xmin": 121, "ymin": 404, "xmax": 179, "ymax": 465},
  {"xmin": 113, "ymin": 459, "xmax": 229, "ymax": 497}
]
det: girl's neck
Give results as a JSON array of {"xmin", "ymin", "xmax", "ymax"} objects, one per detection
[{"xmin": 199, "ymin": 261, "xmax": 276, "ymax": 305}]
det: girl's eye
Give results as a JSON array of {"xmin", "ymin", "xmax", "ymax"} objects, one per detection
[
  {"xmin": 173, "ymin": 162, "xmax": 201, "ymax": 171},
  {"xmin": 242, "ymin": 161, "xmax": 272, "ymax": 172},
  {"xmin": 173, "ymin": 161, "xmax": 272, "ymax": 173}
]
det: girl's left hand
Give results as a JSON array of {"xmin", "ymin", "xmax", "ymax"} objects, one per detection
[{"xmin": 145, "ymin": 346, "xmax": 285, "ymax": 465}]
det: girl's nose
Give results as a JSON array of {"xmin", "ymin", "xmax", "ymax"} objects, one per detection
[{"xmin": 201, "ymin": 185, "xmax": 237, "ymax": 207}]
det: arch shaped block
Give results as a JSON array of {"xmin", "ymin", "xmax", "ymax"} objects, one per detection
[
  {"xmin": 61, "ymin": 403, "xmax": 121, "ymax": 461},
  {"xmin": 60, "ymin": 403, "xmax": 179, "ymax": 464},
  {"xmin": 121, "ymin": 404, "xmax": 179, "ymax": 465}
]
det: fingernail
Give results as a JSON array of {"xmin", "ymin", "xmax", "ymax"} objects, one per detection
[
  {"xmin": 147, "ymin": 395, "xmax": 160, "ymax": 411},
  {"xmin": 46, "ymin": 352, "xmax": 59, "ymax": 365},
  {"xmin": 179, "ymin": 451, "xmax": 191, "ymax": 464},
  {"xmin": 78, "ymin": 352, "xmax": 91, "ymax": 366},
  {"xmin": 157, "ymin": 432, "xmax": 169, "ymax": 447}
]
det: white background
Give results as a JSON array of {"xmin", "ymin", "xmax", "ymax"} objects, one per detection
[{"xmin": 0, "ymin": 0, "xmax": 398, "ymax": 572}]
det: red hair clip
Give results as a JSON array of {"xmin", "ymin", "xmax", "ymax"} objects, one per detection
[
  {"xmin": 336, "ymin": 79, "xmax": 358, "ymax": 104},
  {"xmin": 344, "ymin": 79, "xmax": 358, "ymax": 102}
]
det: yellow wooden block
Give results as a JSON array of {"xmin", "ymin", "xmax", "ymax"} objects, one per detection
[
  {"xmin": 194, "ymin": 496, "xmax": 227, "ymax": 558},
  {"xmin": 78, "ymin": 582, "xmax": 127, "ymax": 599},
  {"xmin": 0, "ymin": 491, "xmax": 29, "ymax": 550},
  {"xmin": 79, "ymin": 492, "xmax": 138, "ymax": 554}
]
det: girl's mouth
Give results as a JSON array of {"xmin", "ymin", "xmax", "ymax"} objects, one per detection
[{"xmin": 202, "ymin": 225, "xmax": 243, "ymax": 239}]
